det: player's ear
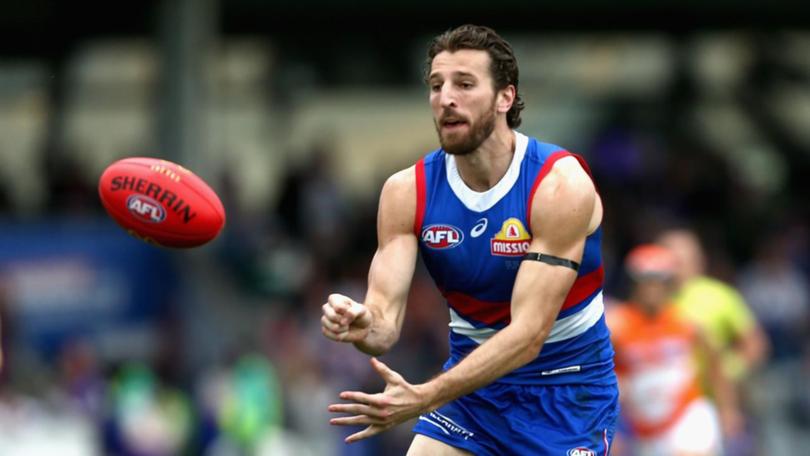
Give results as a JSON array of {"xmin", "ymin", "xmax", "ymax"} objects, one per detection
[{"xmin": 496, "ymin": 85, "xmax": 515, "ymax": 114}]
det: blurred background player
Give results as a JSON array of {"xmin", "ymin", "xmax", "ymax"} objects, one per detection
[
  {"xmin": 657, "ymin": 228, "xmax": 769, "ymax": 453},
  {"xmin": 657, "ymin": 228, "xmax": 768, "ymax": 384},
  {"xmin": 607, "ymin": 244, "xmax": 742, "ymax": 456}
]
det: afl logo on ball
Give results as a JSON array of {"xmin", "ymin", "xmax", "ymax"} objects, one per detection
[
  {"xmin": 567, "ymin": 448, "xmax": 595, "ymax": 456},
  {"xmin": 422, "ymin": 224, "xmax": 463, "ymax": 249},
  {"xmin": 127, "ymin": 194, "xmax": 166, "ymax": 223}
]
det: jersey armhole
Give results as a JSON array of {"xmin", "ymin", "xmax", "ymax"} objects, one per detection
[
  {"xmin": 414, "ymin": 158, "xmax": 426, "ymax": 236},
  {"xmin": 570, "ymin": 153, "xmax": 602, "ymax": 198},
  {"xmin": 525, "ymin": 151, "xmax": 600, "ymax": 233},
  {"xmin": 525, "ymin": 150, "xmax": 570, "ymax": 233}
]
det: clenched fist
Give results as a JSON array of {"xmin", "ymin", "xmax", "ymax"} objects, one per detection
[{"xmin": 321, "ymin": 293, "xmax": 373, "ymax": 343}]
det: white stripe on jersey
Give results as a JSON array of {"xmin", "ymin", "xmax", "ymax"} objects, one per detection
[
  {"xmin": 546, "ymin": 291, "xmax": 604, "ymax": 343},
  {"xmin": 448, "ymin": 308, "xmax": 498, "ymax": 344},
  {"xmin": 448, "ymin": 291, "xmax": 604, "ymax": 345}
]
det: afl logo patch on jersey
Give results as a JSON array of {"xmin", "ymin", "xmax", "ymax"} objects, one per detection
[
  {"xmin": 491, "ymin": 218, "xmax": 531, "ymax": 256},
  {"xmin": 422, "ymin": 224, "xmax": 464, "ymax": 249},
  {"xmin": 567, "ymin": 448, "xmax": 596, "ymax": 456}
]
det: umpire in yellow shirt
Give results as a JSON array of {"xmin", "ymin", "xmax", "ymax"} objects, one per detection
[{"xmin": 657, "ymin": 228, "xmax": 768, "ymax": 384}]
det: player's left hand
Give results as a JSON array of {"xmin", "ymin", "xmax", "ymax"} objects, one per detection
[{"xmin": 328, "ymin": 357, "xmax": 432, "ymax": 443}]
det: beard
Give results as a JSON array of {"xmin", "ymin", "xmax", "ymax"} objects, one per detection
[{"xmin": 435, "ymin": 101, "xmax": 497, "ymax": 156}]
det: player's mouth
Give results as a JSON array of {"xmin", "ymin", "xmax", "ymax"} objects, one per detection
[{"xmin": 441, "ymin": 118, "xmax": 468, "ymax": 131}]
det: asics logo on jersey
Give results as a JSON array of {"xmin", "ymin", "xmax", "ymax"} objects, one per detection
[
  {"xmin": 470, "ymin": 218, "xmax": 488, "ymax": 238},
  {"xmin": 567, "ymin": 448, "xmax": 596, "ymax": 456},
  {"xmin": 422, "ymin": 224, "xmax": 464, "ymax": 249}
]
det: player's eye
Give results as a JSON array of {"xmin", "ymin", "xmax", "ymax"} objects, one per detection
[
  {"xmin": 460, "ymin": 81, "xmax": 474, "ymax": 89},
  {"xmin": 430, "ymin": 83, "xmax": 442, "ymax": 92}
]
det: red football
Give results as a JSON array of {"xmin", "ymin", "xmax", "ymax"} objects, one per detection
[{"xmin": 98, "ymin": 157, "xmax": 226, "ymax": 248}]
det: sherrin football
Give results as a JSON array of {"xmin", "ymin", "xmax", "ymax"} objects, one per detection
[{"xmin": 98, "ymin": 157, "xmax": 226, "ymax": 248}]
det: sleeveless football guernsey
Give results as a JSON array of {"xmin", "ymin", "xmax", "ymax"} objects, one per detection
[{"xmin": 414, "ymin": 131, "xmax": 615, "ymax": 385}]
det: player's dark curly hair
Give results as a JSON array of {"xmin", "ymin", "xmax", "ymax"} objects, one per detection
[{"xmin": 426, "ymin": 24, "xmax": 525, "ymax": 128}]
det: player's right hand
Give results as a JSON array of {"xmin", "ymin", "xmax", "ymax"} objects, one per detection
[{"xmin": 321, "ymin": 293, "xmax": 372, "ymax": 343}]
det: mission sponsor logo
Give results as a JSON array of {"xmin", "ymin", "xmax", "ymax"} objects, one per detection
[
  {"xmin": 490, "ymin": 218, "xmax": 531, "ymax": 256},
  {"xmin": 422, "ymin": 224, "xmax": 464, "ymax": 249}
]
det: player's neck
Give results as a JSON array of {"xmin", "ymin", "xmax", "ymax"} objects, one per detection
[
  {"xmin": 677, "ymin": 271, "xmax": 699, "ymax": 286},
  {"xmin": 453, "ymin": 127, "xmax": 515, "ymax": 192},
  {"xmin": 636, "ymin": 302, "xmax": 665, "ymax": 319}
]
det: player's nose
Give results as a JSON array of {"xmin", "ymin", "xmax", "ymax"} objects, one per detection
[{"xmin": 439, "ymin": 85, "xmax": 458, "ymax": 109}]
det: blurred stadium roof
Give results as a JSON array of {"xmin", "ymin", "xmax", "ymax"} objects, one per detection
[{"xmin": 1, "ymin": 0, "xmax": 809, "ymax": 57}]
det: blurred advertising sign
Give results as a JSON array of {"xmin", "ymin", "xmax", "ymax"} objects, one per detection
[{"xmin": 0, "ymin": 218, "xmax": 176, "ymax": 359}]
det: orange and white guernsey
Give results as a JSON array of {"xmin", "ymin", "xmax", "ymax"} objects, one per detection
[{"xmin": 607, "ymin": 304, "xmax": 703, "ymax": 437}]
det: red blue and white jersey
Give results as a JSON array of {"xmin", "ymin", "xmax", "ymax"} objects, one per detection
[{"xmin": 414, "ymin": 132, "xmax": 615, "ymax": 385}]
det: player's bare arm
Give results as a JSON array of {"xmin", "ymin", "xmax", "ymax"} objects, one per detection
[
  {"xmin": 698, "ymin": 325, "xmax": 743, "ymax": 438},
  {"xmin": 329, "ymin": 156, "xmax": 600, "ymax": 442},
  {"xmin": 737, "ymin": 321, "xmax": 769, "ymax": 373},
  {"xmin": 320, "ymin": 166, "xmax": 418, "ymax": 356}
]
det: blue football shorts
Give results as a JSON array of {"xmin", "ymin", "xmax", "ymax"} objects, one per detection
[{"xmin": 412, "ymin": 381, "xmax": 619, "ymax": 455}]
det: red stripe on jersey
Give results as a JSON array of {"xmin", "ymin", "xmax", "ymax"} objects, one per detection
[
  {"xmin": 414, "ymin": 158, "xmax": 426, "ymax": 236},
  {"xmin": 443, "ymin": 290, "xmax": 511, "ymax": 326},
  {"xmin": 526, "ymin": 150, "xmax": 570, "ymax": 233},
  {"xmin": 570, "ymin": 153, "xmax": 602, "ymax": 197},
  {"xmin": 561, "ymin": 265, "xmax": 604, "ymax": 311},
  {"xmin": 603, "ymin": 429, "xmax": 609, "ymax": 456}
]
